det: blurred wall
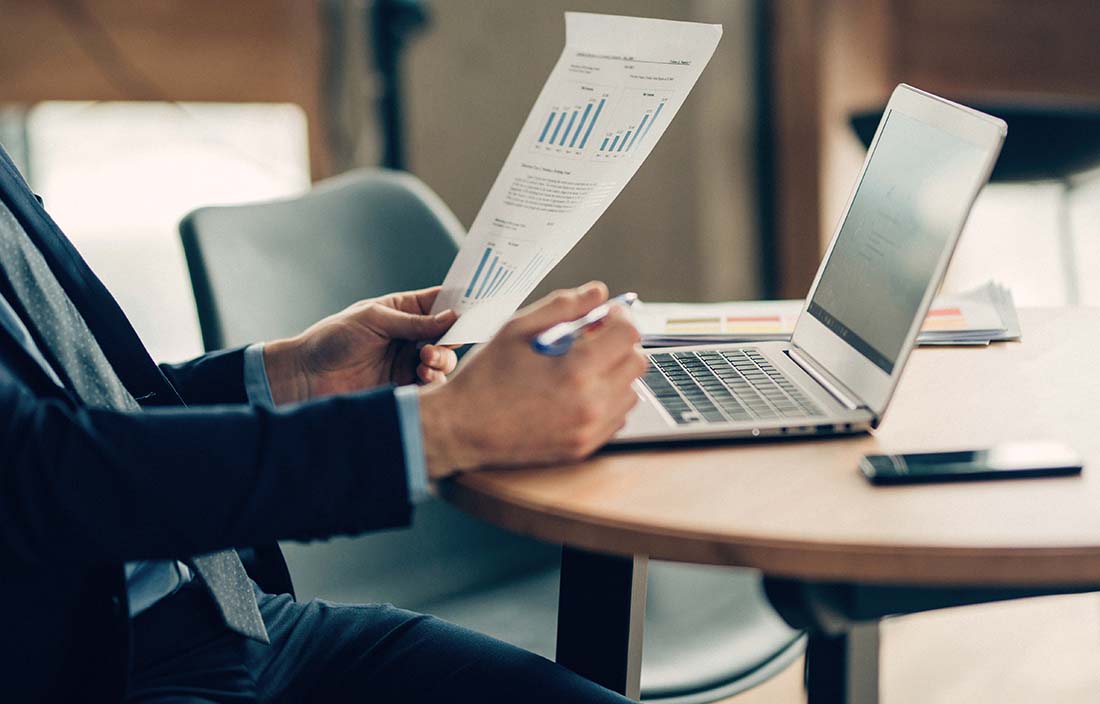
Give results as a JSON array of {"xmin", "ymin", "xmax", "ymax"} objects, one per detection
[
  {"xmin": 0, "ymin": 0, "xmax": 329, "ymax": 175},
  {"xmin": 401, "ymin": 0, "xmax": 762, "ymax": 302},
  {"xmin": 2, "ymin": 0, "xmax": 763, "ymax": 306}
]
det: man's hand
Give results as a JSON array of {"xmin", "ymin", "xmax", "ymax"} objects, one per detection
[
  {"xmin": 418, "ymin": 281, "xmax": 647, "ymax": 479},
  {"xmin": 263, "ymin": 286, "xmax": 459, "ymax": 405}
]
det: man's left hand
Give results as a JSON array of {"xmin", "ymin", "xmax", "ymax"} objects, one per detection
[{"xmin": 263, "ymin": 286, "xmax": 458, "ymax": 405}]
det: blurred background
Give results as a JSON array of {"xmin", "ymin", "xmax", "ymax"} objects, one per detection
[
  {"xmin": 3, "ymin": 2, "xmax": 1100, "ymax": 701},
  {"xmin": 3, "ymin": 0, "xmax": 1100, "ymax": 365}
]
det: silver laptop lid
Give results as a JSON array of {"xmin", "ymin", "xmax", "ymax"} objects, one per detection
[{"xmin": 790, "ymin": 85, "xmax": 1006, "ymax": 421}]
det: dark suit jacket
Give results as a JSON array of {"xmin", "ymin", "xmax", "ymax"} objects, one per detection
[{"xmin": 0, "ymin": 146, "xmax": 413, "ymax": 703}]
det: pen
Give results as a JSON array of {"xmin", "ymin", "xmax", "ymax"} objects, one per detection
[{"xmin": 531, "ymin": 292, "xmax": 638, "ymax": 356}]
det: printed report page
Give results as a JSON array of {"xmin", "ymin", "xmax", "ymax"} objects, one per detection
[{"xmin": 432, "ymin": 12, "xmax": 722, "ymax": 344}]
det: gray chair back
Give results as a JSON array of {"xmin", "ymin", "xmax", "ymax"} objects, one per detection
[
  {"xmin": 182, "ymin": 169, "xmax": 464, "ymax": 350},
  {"xmin": 180, "ymin": 168, "xmax": 560, "ymax": 605}
]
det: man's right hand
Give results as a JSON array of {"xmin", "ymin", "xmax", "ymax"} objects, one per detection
[{"xmin": 418, "ymin": 281, "xmax": 647, "ymax": 479}]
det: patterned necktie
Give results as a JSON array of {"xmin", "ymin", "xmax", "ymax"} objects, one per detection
[{"xmin": 0, "ymin": 204, "xmax": 268, "ymax": 643}]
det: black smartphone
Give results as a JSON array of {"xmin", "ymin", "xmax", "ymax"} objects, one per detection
[{"xmin": 859, "ymin": 442, "xmax": 1083, "ymax": 485}]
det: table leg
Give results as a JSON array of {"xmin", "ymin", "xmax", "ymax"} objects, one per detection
[
  {"xmin": 805, "ymin": 622, "xmax": 880, "ymax": 704},
  {"xmin": 765, "ymin": 577, "xmax": 1100, "ymax": 704},
  {"xmin": 555, "ymin": 546, "xmax": 649, "ymax": 700}
]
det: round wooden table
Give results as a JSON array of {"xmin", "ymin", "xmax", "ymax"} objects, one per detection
[{"xmin": 441, "ymin": 309, "xmax": 1100, "ymax": 703}]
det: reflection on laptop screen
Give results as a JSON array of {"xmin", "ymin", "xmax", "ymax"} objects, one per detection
[{"xmin": 807, "ymin": 110, "xmax": 988, "ymax": 373}]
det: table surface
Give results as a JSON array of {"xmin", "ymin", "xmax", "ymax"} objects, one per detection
[{"xmin": 441, "ymin": 308, "xmax": 1100, "ymax": 587}]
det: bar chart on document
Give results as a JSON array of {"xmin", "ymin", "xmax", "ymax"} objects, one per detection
[
  {"xmin": 460, "ymin": 238, "xmax": 552, "ymax": 303},
  {"xmin": 531, "ymin": 85, "xmax": 671, "ymax": 162},
  {"xmin": 432, "ymin": 13, "xmax": 723, "ymax": 344},
  {"xmin": 532, "ymin": 84, "xmax": 612, "ymax": 158},
  {"xmin": 593, "ymin": 89, "xmax": 671, "ymax": 161}
]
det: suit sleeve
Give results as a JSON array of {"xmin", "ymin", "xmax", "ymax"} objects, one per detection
[
  {"xmin": 0, "ymin": 366, "xmax": 412, "ymax": 571},
  {"xmin": 158, "ymin": 347, "xmax": 250, "ymax": 406}
]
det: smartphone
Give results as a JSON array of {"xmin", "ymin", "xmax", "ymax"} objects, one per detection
[{"xmin": 859, "ymin": 442, "xmax": 1083, "ymax": 485}]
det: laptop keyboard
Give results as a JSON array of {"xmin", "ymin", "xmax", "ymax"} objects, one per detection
[{"xmin": 642, "ymin": 349, "xmax": 823, "ymax": 425}]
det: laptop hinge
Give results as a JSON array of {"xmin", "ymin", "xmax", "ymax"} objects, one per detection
[{"xmin": 787, "ymin": 347, "xmax": 862, "ymax": 411}]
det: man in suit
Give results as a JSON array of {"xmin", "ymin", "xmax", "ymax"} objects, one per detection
[{"xmin": 0, "ymin": 142, "xmax": 646, "ymax": 703}]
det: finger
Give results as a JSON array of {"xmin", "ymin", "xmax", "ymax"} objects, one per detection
[
  {"xmin": 613, "ymin": 383, "xmax": 643, "ymax": 418},
  {"xmin": 588, "ymin": 387, "xmax": 642, "ymax": 449},
  {"xmin": 608, "ymin": 384, "xmax": 643, "ymax": 428},
  {"xmin": 599, "ymin": 347, "xmax": 649, "ymax": 390},
  {"xmin": 416, "ymin": 363, "xmax": 433, "ymax": 384},
  {"xmin": 417, "ymin": 364, "xmax": 447, "ymax": 385},
  {"xmin": 408, "ymin": 286, "xmax": 442, "ymax": 314},
  {"xmin": 419, "ymin": 344, "xmax": 448, "ymax": 367},
  {"xmin": 380, "ymin": 286, "xmax": 444, "ymax": 315},
  {"xmin": 367, "ymin": 304, "xmax": 458, "ymax": 341},
  {"xmin": 420, "ymin": 344, "xmax": 458, "ymax": 374},
  {"xmin": 506, "ymin": 281, "xmax": 608, "ymax": 337},
  {"xmin": 568, "ymin": 309, "xmax": 641, "ymax": 371}
]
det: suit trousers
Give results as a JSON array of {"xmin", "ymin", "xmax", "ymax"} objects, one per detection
[{"xmin": 125, "ymin": 580, "xmax": 631, "ymax": 703}]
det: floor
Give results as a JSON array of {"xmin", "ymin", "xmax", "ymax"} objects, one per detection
[{"xmin": 725, "ymin": 593, "xmax": 1100, "ymax": 703}]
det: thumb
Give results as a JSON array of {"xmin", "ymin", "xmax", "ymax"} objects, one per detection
[
  {"xmin": 507, "ymin": 281, "xmax": 608, "ymax": 337},
  {"xmin": 369, "ymin": 305, "xmax": 458, "ymax": 341}
]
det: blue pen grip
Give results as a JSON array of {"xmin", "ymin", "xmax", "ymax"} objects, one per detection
[
  {"xmin": 532, "ymin": 333, "xmax": 575, "ymax": 356},
  {"xmin": 530, "ymin": 292, "xmax": 636, "ymax": 357}
]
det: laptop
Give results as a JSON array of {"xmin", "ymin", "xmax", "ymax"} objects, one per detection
[{"xmin": 614, "ymin": 85, "xmax": 1006, "ymax": 444}]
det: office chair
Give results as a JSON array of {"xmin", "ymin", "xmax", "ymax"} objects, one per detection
[{"xmin": 180, "ymin": 168, "xmax": 804, "ymax": 702}]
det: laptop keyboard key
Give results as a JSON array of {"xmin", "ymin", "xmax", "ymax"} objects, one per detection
[{"xmin": 641, "ymin": 348, "xmax": 825, "ymax": 425}]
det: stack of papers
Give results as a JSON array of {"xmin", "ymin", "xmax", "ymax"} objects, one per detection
[
  {"xmin": 635, "ymin": 281, "xmax": 1022, "ymax": 347},
  {"xmin": 919, "ymin": 282, "xmax": 1021, "ymax": 345}
]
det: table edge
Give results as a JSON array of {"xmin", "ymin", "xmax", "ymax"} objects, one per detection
[{"xmin": 441, "ymin": 475, "xmax": 1100, "ymax": 587}]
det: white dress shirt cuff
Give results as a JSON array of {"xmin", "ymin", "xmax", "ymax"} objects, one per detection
[
  {"xmin": 243, "ymin": 343, "xmax": 275, "ymax": 408},
  {"xmin": 394, "ymin": 385, "xmax": 431, "ymax": 504}
]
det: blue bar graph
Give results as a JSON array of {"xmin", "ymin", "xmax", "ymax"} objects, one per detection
[
  {"xmin": 476, "ymin": 256, "xmax": 499, "ymax": 298},
  {"xmin": 508, "ymin": 255, "xmax": 541, "ymax": 294},
  {"xmin": 484, "ymin": 267, "xmax": 505, "ymax": 298},
  {"xmin": 488, "ymin": 268, "xmax": 512, "ymax": 297},
  {"xmin": 578, "ymin": 98, "xmax": 606, "ymax": 149},
  {"xmin": 569, "ymin": 102, "xmax": 594, "ymax": 148},
  {"xmin": 549, "ymin": 112, "xmax": 567, "ymax": 144},
  {"xmin": 559, "ymin": 110, "xmax": 579, "ymax": 146},
  {"xmin": 526, "ymin": 255, "xmax": 544, "ymax": 287},
  {"xmin": 634, "ymin": 101, "xmax": 665, "ymax": 149},
  {"xmin": 538, "ymin": 113, "xmax": 556, "ymax": 143},
  {"xmin": 520, "ymin": 255, "xmax": 548, "ymax": 291},
  {"xmin": 609, "ymin": 135, "xmax": 621, "ymax": 151},
  {"xmin": 626, "ymin": 113, "xmax": 650, "ymax": 151},
  {"xmin": 464, "ymin": 247, "xmax": 493, "ymax": 297},
  {"xmin": 618, "ymin": 131, "xmax": 632, "ymax": 151}
]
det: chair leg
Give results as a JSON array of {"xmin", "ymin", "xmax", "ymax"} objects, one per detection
[
  {"xmin": 1057, "ymin": 178, "xmax": 1080, "ymax": 305},
  {"xmin": 556, "ymin": 547, "xmax": 648, "ymax": 700},
  {"xmin": 804, "ymin": 622, "xmax": 880, "ymax": 704}
]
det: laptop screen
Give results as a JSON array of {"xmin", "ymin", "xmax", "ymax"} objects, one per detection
[{"xmin": 806, "ymin": 109, "xmax": 989, "ymax": 374}]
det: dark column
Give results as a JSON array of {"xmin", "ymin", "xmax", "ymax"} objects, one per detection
[
  {"xmin": 555, "ymin": 546, "xmax": 648, "ymax": 699},
  {"xmin": 804, "ymin": 622, "xmax": 879, "ymax": 704}
]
